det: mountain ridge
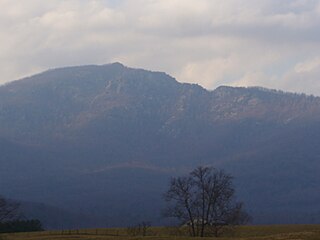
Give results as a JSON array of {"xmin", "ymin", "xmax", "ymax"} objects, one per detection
[
  {"xmin": 1, "ymin": 62, "xmax": 320, "ymax": 144},
  {"xmin": 0, "ymin": 63, "xmax": 320, "ymax": 227}
]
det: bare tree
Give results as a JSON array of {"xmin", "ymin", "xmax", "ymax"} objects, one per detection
[
  {"xmin": 0, "ymin": 196, "xmax": 20, "ymax": 223},
  {"xmin": 164, "ymin": 166, "xmax": 250, "ymax": 237},
  {"xmin": 164, "ymin": 176, "xmax": 197, "ymax": 236}
]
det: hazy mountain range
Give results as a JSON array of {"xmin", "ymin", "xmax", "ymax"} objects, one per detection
[{"xmin": 1, "ymin": 63, "xmax": 320, "ymax": 228}]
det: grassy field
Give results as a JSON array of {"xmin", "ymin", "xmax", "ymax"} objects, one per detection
[{"xmin": 1, "ymin": 225, "xmax": 320, "ymax": 240}]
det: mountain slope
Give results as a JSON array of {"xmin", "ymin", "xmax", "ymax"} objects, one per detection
[{"xmin": 0, "ymin": 63, "xmax": 320, "ymax": 227}]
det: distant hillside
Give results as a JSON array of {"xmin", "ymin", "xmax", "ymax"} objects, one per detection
[
  {"xmin": 20, "ymin": 201, "xmax": 99, "ymax": 229},
  {"xmin": 0, "ymin": 63, "xmax": 320, "ymax": 228}
]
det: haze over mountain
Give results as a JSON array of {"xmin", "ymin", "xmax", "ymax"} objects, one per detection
[{"xmin": 1, "ymin": 63, "xmax": 320, "ymax": 228}]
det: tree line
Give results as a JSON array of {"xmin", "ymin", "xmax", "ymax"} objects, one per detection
[{"xmin": 0, "ymin": 196, "xmax": 43, "ymax": 233}]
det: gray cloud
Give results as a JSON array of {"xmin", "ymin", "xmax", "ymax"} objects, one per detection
[{"xmin": 1, "ymin": 0, "xmax": 320, "ymax": 95}]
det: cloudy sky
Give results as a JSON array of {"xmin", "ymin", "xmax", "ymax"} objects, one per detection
[{"xmin": 1, "ymin": 0, "xmax": 320, "ymax": 95}]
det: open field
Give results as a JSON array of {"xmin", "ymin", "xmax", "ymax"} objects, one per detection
[{"xmin": 1, "ymin": 225, "xmax": 320, "ymax": 240}]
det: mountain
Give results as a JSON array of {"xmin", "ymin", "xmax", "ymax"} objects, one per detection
[{"xmin": 0, "ymin": 63, "xmax": 320, "ymax": 228}]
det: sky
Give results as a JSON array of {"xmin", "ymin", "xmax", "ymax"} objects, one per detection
[{"xmin": 1, "ymin": 0, "xmax": 320, "ymax": 95}]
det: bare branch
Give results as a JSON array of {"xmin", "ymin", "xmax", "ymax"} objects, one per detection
[{"xmin": 163, "ymin": 166, "xmax": 250, "ymax": 237}]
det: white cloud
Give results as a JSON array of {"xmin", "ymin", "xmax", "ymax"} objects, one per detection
[
  {"xmin": 279, "ymin": 57, "xmax": 320, "ymax": 95},
  {"xmin": 295, "ymin": 57, "xmax": 320, "ymax": 73},
  {"xmin": 1, "ymin": 0, "xmax": 320, "ymax": 95}
]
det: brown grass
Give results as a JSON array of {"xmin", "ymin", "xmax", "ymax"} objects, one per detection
[{"xmin": 1, "ymin": 225, "xmax": 320, "ymax": 240}]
